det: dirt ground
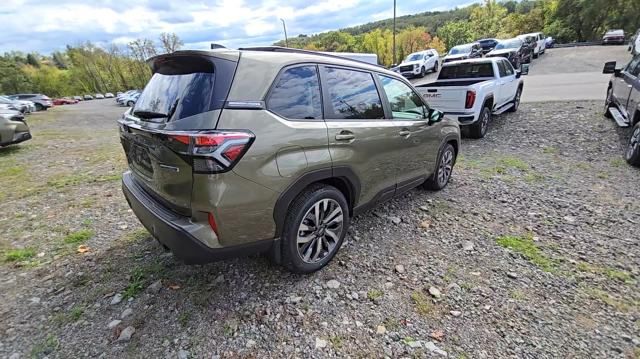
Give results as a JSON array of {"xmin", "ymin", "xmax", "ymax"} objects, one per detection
[{"xmin": 1, "ymin": 57, "xmax": 639, "ymax": 358}]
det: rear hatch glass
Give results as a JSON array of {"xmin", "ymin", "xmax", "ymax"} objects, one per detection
[
  {"xmin": 119, "ymin": 53, "xmax": 237, "ymax": 215},
  {"xmin": 438, "ymin": 63, "xmax": 494, "ymax": 80}
]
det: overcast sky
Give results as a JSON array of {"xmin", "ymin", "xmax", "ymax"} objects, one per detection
[{"xmin": 1, "ymin": 0, "xmax": 480, "ymax": 54}]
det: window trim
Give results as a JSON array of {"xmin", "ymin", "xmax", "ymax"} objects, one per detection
[
  {"xmin": 318, "ymin": 64, "xmax": 389, "ymax": 121},
  {"xmin": 496, "ymin": 61, "xmax": 507, "ymax": 78},
  {"xmin": 264, "ymin": 63, "xmax": 324, "ymax": 122}
]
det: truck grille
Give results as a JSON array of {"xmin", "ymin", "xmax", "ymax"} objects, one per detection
[{"xmin": 400, "ymin": 65, "xmax": 413, "ymax": 72}]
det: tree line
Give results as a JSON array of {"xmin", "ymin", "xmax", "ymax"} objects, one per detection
[
  {"xmin": 0, "ymin": 33, "xmax": 183, "ymax": 97},
  {"xmin": 274, "ymin": 0, "xmax": 640, "ymax": 66}
]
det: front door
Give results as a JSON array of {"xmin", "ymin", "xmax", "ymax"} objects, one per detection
[
  {"xmin": 376, "ymin": 74, "xmax": 441, "ymax": 190},
  {"xmin": 623, "ymin": 57, "xmax": 640, "ymax": 118},
  {"xmin": 614, "ymin": 56, "xmax": 640, "ymax": 117},
  {"xmin": 320, "ymin": 65, "xmax": 399, "ymax": 206}
]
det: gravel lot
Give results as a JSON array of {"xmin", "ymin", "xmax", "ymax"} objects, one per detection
[{"xmin": 1, "ymin": 69, "xmax": 639, "ymax": 358}]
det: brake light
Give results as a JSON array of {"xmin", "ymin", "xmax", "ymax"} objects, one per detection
[
  {"xmin": 465, "ymin": 90, "xmax": 476, "ymax": 109},
  {"xmin": 208, "ymin": 212, "xmax": 219, "ymax": 236},
  {"xmin": 167, "ymin": 131, "xmax": 254, "ymax": 173}
]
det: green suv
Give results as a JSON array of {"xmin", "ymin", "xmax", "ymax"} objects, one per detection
[{"xmin": 119, "ymin": 47, "xmax": 460, "ymax": 273}]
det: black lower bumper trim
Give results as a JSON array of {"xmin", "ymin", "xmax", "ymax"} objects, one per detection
[
  {"xmin": 1, "ymin": 132, "xmax": 31, "ymax": 146},
  {"xmin": 122, "ymin": 172, "xmax": 274, "ymax": 264}
]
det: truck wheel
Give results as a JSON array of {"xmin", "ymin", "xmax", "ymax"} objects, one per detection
[
  {"xmin": 625, "ymin": 122, "xmax": 640, "ymax": 167},
  {"xmin": 420, "ymin": 67, "xmax": 426, "ymax": 77},
  {"xmin": 604, "ymin": 87, "xmax": 613, "ymax": 118},
  {"xmin": 468, "ymin": 106, "xmax": 491, "ymax": 139},
  {"xmin": 281, "ymin": 184, "xmax": 349, "ymax": 273},
  {"xmin": 433, "ymin": 62, "xmax": 439, "ymax": 73},
  {"xmin": 423, "ymin": 143, "xmax": 456, "ymax": 190},
  {"xmin": 508, "ymin": 87, "xmax": 522, "ymax": 112}
]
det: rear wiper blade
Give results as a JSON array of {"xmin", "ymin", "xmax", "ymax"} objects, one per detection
[{"xmin": 133, "ymin": 110, "xmax": 168, "ymax": 119}]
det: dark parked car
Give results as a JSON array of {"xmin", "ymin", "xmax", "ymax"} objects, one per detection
[
  {"xmin": 477, "ymin": 38, "xmax": 498, "ymax": 54},
  {"xmin": 603, "ymin": 30, "xmax": 625, "ymax": 45},
  {"xmin": 603, "ymin": 54, "xmax": 640, "ymax": 166},
  {"xmin": 486, "ymin": 38, "xmax": 532, "ymax": 68},
  {"xmin": 518, "ymin": 36, "xmax": 537, "ymax": 57},
  {"xmin": 7, "ymin": 94, "xmax": 52, "ymax": 111},
  {"xmin": 442, "ymin": 42, "xmax": 483, "ymax": 63}
]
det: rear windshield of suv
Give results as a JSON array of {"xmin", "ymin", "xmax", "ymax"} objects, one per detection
[
  {"xmin": 438, "ymin": 63, "xmax": 494, "ymax": 80},
  {"xmin": 134, "ymin": 72, "xmax": 215, "ymax": 121}
]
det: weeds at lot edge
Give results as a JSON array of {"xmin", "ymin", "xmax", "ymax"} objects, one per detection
[
  {"xmin": 496, "ymin": 233, "xmax": 555, "ymax": 272},
  {"xmin": 3, "ymin": 247, "xmax": 36, "ymax": 263},
  {"xmin": 576, "ymin": 261, "xmax": 634, "ymax": 283}
]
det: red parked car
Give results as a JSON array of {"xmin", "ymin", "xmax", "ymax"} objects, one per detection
[{"xmin": 52, "ymin": 97, "xmax": 79, "ymax": 105}]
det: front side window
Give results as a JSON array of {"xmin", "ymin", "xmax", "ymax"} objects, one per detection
[
  {"xmin": 497, "ymin": 61, "xmax": 507, "ymax": 77},
  {"xmin": 378, "ymin": 75, "xmax": 425, "ymax": 120},
  {"xmin": 626, "ymin": 56, "xmax": 640, "ymax": 77},
  {"xmin": 502, "ymin": 60, "xmax": 515, "ymax": 76},
  {"xmin": 267, "ymin": 66, "xmax": 322, "ymax": 119},
  {"xmin": 324, "ymin": 67, "xmax": 384, "ymax": 120}
]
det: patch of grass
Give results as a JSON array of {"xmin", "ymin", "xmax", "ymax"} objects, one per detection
[
  {"xmin": 510, "ymin": 289, "xmax": 526, "ymax": 300},
  {"xmin": 123, "ymin": 228, "xmax": 151, "ymax": 242},
  {"xmin": 576, "ymin": 262, "xmax": 633, "ymax": 283},
  {"xmin": 70, "ymin": 305, "xmax": 84, "ymax": 321},
  {"xmin": 496, "ymin": 233, "xmax": 554, "ymax": 272},
  {"xmin": 46, "ymin": 172, "xmax": 122, "ymax": 189},
  {"xmin": 178, "ymin": 311, "xmax": 191, "ymax": 327},
  {"xmin": 62, "ymin": 229, "xmax": 94, "ymax": 244},
  {"xmin": 410, "ymin": 291, "xmax": 432, "ymax": 316},
  {"xmin": 583, "ymin": 287, "xmax": 633, "ymax": 312},
  {"xmin": 574, "ymin": 162, "xmax": 592, "ymax": 170},
  {"xmin": 329, "ymin": 335, "xmax": 344, "ymax": 349},
  {"xmin": 4, "ymin": 247, "xmax": 36, "ymax": 262},
  {"xmin": 367, "ymin": 289, "xmax": 383, "ymax": 301},
  {"xmin": 382, "ymin": 317, "xmax": 400, "ymax": 331},
  {"xmin": 596, "ymin": 172, "xmax": 609, "ymax": 179},
  {"xmin": 610, "ymin": 158, "xmax": 626, "ymax": 168},
  {"xmin": 31, "ymin": 334, "xmax": 59, "ymax": 357},
  {"xmin": 123, "ymin": 267, "xmax": 147, "ymax": 299},
  {"xmin": 542, "ymin": 146, "xmax": 559, "ymax": 154},
  {"xmin": 524, "ymin": 172, "xmax": 546, "ymax": 183},
  {"xmin": 497, "ymin": 156, "xmax": 530, "ymax": 172}
]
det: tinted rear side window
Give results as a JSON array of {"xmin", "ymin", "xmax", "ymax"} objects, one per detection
[
  {"xmin": 323, "ymin": 67, "xmax": 384, "ymax": 120},
  {"xmin": 267, "ymin": 66, "xmax": 322, "ymax": 119},
  {"xmin": 438, "ymin": 63, "xmax": 494, "ymax": 80}
]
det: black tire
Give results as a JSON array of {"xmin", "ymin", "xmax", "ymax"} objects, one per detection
[
  {"xmin": 508, "ymin": 87, "xmax": 522, "ymax": 113},
  {"xmin": 468, "ymin": 106, "xmax": 491, "ymax": 139},
  {"xmin": 423, "ymin": 143, "xmax": 456, "ymax": 190},
  {"xmin": 533, "ymin": 51, "xmax": 539, "ymax": 59},
  {"xmin": 433, "ymin": 61, "xmax": 439, "ymax": 73},
  {"xmin": 281, "ymin": 184, "xmax": 349, "ymax": 274},
  {"xmin": 625, "ymin": 122, "xmax": 640, "ymax": 167},
  {"xmin": 420, "ymin": 66, "xmax": 426, "ymax": 78},
  {"xmin": 35, "ymin": 103, "xmax": 43, "ymax": 111},
  {"xmin": 604, "ymin": 87, "xmax": 613, "ymax": 118},
  {"xmin": 127, "ymin": 101, "xmax": 134, "ymax": 107}
]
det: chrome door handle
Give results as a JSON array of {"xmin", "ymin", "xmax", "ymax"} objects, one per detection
[
  {"xmin": 335, "ymin": 132, "xmax": 355, "ymax": 141},
  {"xmin": 399, "ymin": 129, "xmax": 411, "ymax": 137}
]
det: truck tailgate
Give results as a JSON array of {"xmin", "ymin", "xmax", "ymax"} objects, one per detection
[{"xmin": 415, "ymin": 85, "xmax": 469, "ymax": 112}]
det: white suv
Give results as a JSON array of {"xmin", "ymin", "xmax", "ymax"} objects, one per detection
[{"xmin": 393, "ymin": 49, "xmax": 440, "ymax": 78}]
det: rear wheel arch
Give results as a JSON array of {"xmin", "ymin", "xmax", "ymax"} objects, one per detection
[
  {"xmin": 273, "ymin": 167, "xmax": 360, "ymax": 238},
  {"xmin": 483, "ymin": 95, "xmax": 494, "ymax": 110}
]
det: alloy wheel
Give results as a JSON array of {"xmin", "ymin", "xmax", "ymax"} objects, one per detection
[
  {"xmin": 514, "ymin": 89, "xmax": 521, "ymax": 110},
  {"xmin": 296, "ymin": 198, "xmax": 344, "ymax": 263},
  {"xmin": 626, "ymin": 126, "xmax": 640, "ymax": 160},
  {"xmin": 480, "ymin": 110, "xmax": 490, "ymax": 136},
  {"xmin": 437, "ymin": 148, "xmax": 454, "ymax": 187}
]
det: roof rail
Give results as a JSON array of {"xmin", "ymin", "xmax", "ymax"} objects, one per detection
[{"xmin": 239, "ymin": 46, "xmax": 384, "ymax": 68}]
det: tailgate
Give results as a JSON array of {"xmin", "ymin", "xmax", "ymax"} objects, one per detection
[
  {"xmin": 416, "ymin": 85, "xmax": 469, "ymax": 112},
  {"xmin": 120, "ymin": 125, "xmax": 194, "ymax": 216}
]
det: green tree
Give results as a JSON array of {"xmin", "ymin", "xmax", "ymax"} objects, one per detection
[{"xmin": 437, "ymin": 21, "xmax": 474, "ymax": 49}]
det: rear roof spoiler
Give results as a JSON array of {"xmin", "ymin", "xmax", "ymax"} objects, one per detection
[{"xmin": 239, "ymin": 46, "xmax": 386, "ymax": 68}]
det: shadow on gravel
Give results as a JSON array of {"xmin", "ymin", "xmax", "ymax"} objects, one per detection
[{"xmin": 0, "ymin": 145, "xmax": 23, "ymax": 157}]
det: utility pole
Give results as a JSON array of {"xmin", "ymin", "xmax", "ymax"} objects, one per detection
[
  {"xmin": 393, "ymin": 0, "xmax": 397, "ymax": 65},
  {"xmin": 280, "ymin": 18, "xmax": 289, "ymax": 47}
]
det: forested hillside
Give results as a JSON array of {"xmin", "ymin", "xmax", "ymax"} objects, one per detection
[{"xmin": 274, "ymin": 0, "xmax": 640, "ymax": 65}]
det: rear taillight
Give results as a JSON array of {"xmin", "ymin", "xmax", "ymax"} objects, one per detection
[
  {"xmin": 207, "ymin": 213, "xmax": 219, "ymax": 236},
  {"xmin": 168, "ymin": 131, "xmax": 254, "ymax": 173},
  {"xmin": 465, "ymin": 90, "xmax": 476, "ymax": 109}
]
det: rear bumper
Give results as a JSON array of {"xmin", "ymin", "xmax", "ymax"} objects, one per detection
[
  {"xmin": 442, "ymin": 111, "xmax": 477, "ymax": 125},
  {"xmin": 121, "ymin": 171, "xmax": 274, "ymax": 264},
  {"xmin": 0, "ymin": 131, "xmax": 31, "ymax": 146}
]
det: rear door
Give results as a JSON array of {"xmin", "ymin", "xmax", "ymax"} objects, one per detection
[
  {"xmin": 497, "ymin": 59, "xmax": 518, "ymax": 106},
  {"xmin": 625, "ymin": 59, "xmax": 640, "ymax": 118},
  {"xmin": 119, "ymin": 53, "xmax": 238, "ymax": 216},
  {"xmin": 320, "ymin": 65, "xmax": 399, "ymax": 205}
]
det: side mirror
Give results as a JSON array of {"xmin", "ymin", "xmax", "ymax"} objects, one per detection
[
  {"xmin": 603, "ymin": 61, "xmax": 617, "ymax": 74},
  {"xmin": 427, "ymin": 108, "xmax": 444, "ymax": 124},
  {"xmin": 520, "ymin": 64, "xmax": 530, "ymax": 75}
]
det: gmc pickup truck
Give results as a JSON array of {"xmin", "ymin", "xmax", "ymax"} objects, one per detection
[
  {"xmin": 416, "ymin": 58, "xmax": 527, "ymax": 138},
  {"xmin": 603, "ymin": 53, "xmax": 640, "ymax": 166}
]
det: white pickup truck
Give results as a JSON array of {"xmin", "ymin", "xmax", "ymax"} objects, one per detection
[{"xmin": 415, "ymin": 58, "xmax": 526, "ymax": 138}]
